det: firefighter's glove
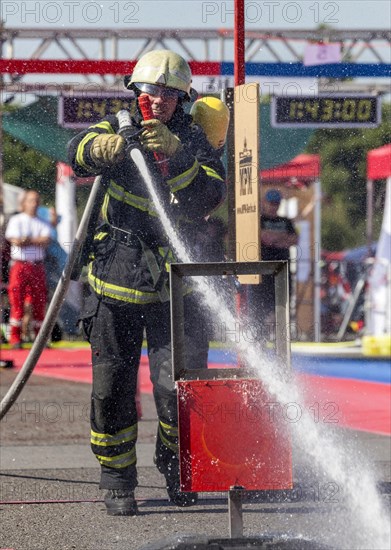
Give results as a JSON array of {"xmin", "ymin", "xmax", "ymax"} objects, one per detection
[
  {"xmin": 90, "ymin": 134, "xmax": 125, "ymax": 167},
  {"xmin": 140, "ymin": 120, "xmax": 182, "ymax": 157}
]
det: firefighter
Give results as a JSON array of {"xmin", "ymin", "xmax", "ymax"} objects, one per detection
[{"xmin": 67, "ymin": 50, "xmax": 226, "ymax": 516}]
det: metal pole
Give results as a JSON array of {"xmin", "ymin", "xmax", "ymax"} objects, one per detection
[
  {"xmin": 228, "ymin": 486, "xmax": 244, "ymax": 538},
  {"xmin": 274, "ymin": 261, "xmax": 290, "ymax": 367},
  {"xmin": 366, "ymin": 178, "xmax": 374, "ymax": 254},
  {"xmin": 224, "ymin": 87, "xmax": 236, "ymax": 261},
  {"xmin": 314, "ymin": 178, "xmax": 322, "ymax": 342},
  {"xmin": 234, "ymin": 0, "xmax": 245, "ymax": 86}
]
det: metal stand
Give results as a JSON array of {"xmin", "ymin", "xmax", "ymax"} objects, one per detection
[
  {"xmin": 228, "ymin": 486, "xmax": 244, "ymax": 538},
  {"xmin": 170, "ymin": 261, "xmax": 291, "ymax": 381},
  {"xmin": 170, "ymin": 261, "xmax": 291, "ymax": 540}
]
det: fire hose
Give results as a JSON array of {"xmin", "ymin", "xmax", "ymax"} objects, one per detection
[
  {"xmin": 0, "ymin": 173, "xmax": 104, "ymax": 421},
  {"xmin": 0, "ymin": 99, "xmax": 165, "ymax": 421}
]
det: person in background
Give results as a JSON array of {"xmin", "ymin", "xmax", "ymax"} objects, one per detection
[
  {"xmin": 21, "ymin": 206, "xmax": 61, "ymax": 343},
  {"xmin": 5, "ymin": 189, "xmax": 51, "ymax": 349},
  {"xmin": 67, "ymin": 50, "xmax": 226, "ymax": 516},
  {"xmin": 248, "ymin": 189, "xmax": 298, "ymax": 342}
]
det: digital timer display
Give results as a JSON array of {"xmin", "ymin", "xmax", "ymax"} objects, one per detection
[
  {"xmin": 59, "ymin": 93, "xmax": 135, "ymax": 128},
  {"xmin": 271, "ymin": 95, "xmax": 381, "ymax": 128}
]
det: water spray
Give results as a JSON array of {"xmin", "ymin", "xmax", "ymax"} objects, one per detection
[
  {"xmin": 131, "ymin": 146, "xmax": 390, "ymax": 549},
  {"xmin": 1, "ymin": 105, "xmax": 389, "ymax": 548}
]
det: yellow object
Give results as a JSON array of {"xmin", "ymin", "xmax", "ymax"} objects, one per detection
[
  {"xmin": 126, "ymin": 50, "xmax": 195, "ymax": 99},
  {"xmin": 190, "ymin": 96, "xmax": 230, "ymax": 150},
  {"xmin": 362, "ymin": 335, "xmax": 391, "ymax": 357},
  {"xmin": 90, "ymin": 134, "xmax": 125, "ymax": 166},
  {"xmin": 140, "ymin": 119, "xmax": 182, "ymax": 157}
]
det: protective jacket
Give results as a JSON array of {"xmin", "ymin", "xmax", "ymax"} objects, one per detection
[
  {"xmin": 67, "ymin": 105, "xmax": 226, "ymax": 492},
  {"xmin": 68, "ymin": 107, "xmax": 226, "ymax": 304}
]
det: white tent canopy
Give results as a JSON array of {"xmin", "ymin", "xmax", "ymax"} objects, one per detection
[{"xmin": 3, "ymin": 182, "xmax": 24, "ymax": 215}]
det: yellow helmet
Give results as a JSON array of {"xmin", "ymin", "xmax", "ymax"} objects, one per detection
[
  {"xmin": 190, "ymin": 96, "xmax": 230, "ymax": 149},
  {"xmin": 124, "ymin": 49, "xmax": 197, "ymax": 101}
]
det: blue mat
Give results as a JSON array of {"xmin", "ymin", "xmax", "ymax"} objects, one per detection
[{"xmin": 206, "ymin": 349, "xmax": 391, "ymax": 385}]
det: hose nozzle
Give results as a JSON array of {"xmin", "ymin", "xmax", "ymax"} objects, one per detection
[{"xmin": 116, "ymin": 110, "xmax": 141, "ymax": 145}]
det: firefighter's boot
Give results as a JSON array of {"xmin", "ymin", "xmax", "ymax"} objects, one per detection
[
  {"xmin": 104, "ymin": 489, "xmax": 138, "ymax": 516},
  {"xmin": 154, "ymin": 455, "xmax": 198, "ymax": 507}
]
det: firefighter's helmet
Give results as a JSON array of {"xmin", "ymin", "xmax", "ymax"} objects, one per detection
[
  {"xmin": 124, "ymin": 50, "xmax": 197, "ymax": 101},
  {"xmin": 190, "ymin": 96, "xmax": 230, "ymax": 150}
]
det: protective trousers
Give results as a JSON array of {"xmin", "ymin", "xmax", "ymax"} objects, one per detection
[
  {"xmin": 83, "ymin": 292, "xmax": 208, "ymax": 491},
  {"xmin": 8, "ymin": 261, "xmax": 47, "ymax": 345}
]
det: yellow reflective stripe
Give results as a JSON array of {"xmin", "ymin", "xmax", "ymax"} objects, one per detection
[
  {"xmin": 76, "ymin": 132, "xmax": 99, "ymax": 170},
  {"xmin": 108, "ymin": 180, "xmax": 158, "ymax": 217},
  {"xmin": 88, "ymin": 264, "xmax": 160, "ymax": 304},
  {"xmin": 167, "ymin": 160, "xmax": 199, "ymax": 193},
  {"xmin": 91, "ymin": 425, "xmax": 137, "ymax": 447},
  {"xmin": 159, "ymin": 421, "xmax": 178, "ymax": 437},
  {"xmin": 158, "ymin": 247, "xmax": 175, "ymax": 262},
  {"xmin": 201, "ymin": 164, "xmax": 224, "ymax": 182},
  {"xmin": 96, "ymin": 448, "xmax": 136, "ymax": 469},
  {"xmin": 90, "ymin": 121, "xmax": 115, "ymax": 134},
  {"xmin": 159, "ymin": 427, "xmax": 178, "ymax": 453},
  {"xmin": 94, "ymin": 231, "xmax": 108, "ymax": 241},
  {"xmin": 158, "ymin": 247, "xmax": 175, "ymax": 272},
  {"xmin": 101, "ymin": 192, "xmax": 110, "ymax": 222}
]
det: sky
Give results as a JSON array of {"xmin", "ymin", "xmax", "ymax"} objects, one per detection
[
  {"xmin": 1, "ymin": 1, "xmax": 390, "ymax": 71},
  {"xmin": 1, "ymin": 0, "xmax": 390, "ymax": 96},
  {"xmin": 1, "ymin": 0, "xmax": 390, "ymax": 31}
]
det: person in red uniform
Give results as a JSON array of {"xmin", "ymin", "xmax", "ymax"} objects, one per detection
[{"xmin": 5, "ymin": 190, "xmax": 51, "ymax": 349}]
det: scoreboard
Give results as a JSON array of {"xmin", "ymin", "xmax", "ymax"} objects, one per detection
[
  {"xmin": 58, "ymin": 93, "xmax": 135, "ymax": 128},
  {"xmin": 271, "ymin": 94, "xmax": 381, "ymax": 128}
]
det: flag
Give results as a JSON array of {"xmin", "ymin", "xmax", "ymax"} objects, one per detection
[
  {"xmin": 304, "ymin": 43, "xmax": 342, "ymax": 66},
  {"xmin": 367, "ymin": 178, "xmax": 391, "ymax": 335}
]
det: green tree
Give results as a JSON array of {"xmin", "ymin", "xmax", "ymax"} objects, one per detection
[
  {"xmin": 307, "ymin": 102, "xmax": 391, "ymax": 251},
  {"xmin": 3, "ymin": 131, "xmax": 57, "ymax": 208}
]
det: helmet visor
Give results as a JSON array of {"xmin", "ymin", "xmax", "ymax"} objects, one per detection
[{"xmin": 134, "ymin": 82, "xmax": 187, "ymax": 100}]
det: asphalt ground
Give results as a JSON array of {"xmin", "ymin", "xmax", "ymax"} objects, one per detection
[{"xmin": 0, "ymin": 369, "xmax": 390, "ymax": 550}]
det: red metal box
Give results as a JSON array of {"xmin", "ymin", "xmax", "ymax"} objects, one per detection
[{"xmin": 178, "ymin": 379, "xmax": 292, "ymax": 492}]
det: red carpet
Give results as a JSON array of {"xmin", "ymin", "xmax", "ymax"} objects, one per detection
[
  {"xmin": 2, "ymin": 347, "xmax": 390, "ymax": 436},
  {"xmin": 298, "ymin": 373, "xmax": 390, "ymax": 436}
]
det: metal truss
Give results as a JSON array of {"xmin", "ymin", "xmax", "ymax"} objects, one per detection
[{"xmin": 0, "ymin": 27, "xmax": 390, "ymax": 92}]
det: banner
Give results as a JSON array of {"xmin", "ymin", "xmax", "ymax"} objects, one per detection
[
  {"xmin": 234, "ymin": 83, "xmax": 260, "ymax": 284},
  {"xmin": 303, "ymin": 43, "xmax": 341, "ymax": 66},
  {"xmin": 367, "ymin": 178, "xmax": 391, "ymax": 335}
]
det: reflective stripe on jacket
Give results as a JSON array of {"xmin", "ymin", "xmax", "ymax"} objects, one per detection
[{"xmin": 67, "ymin": 106, "xmax": 226, "ymax": 304}]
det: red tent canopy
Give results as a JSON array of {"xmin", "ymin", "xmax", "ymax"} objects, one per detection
[
  {"xmin": 367, "ymin": 144, "xmax": 391, "ymax": 180},
  {"xmin": 260, "ymin": 154, "xmax": 320, "ymax": 186}
]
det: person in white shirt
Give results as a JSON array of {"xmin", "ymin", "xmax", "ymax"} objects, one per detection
[{"xmin": 5, "ymin": 189, "xmax": 51, "ymax": 349}]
